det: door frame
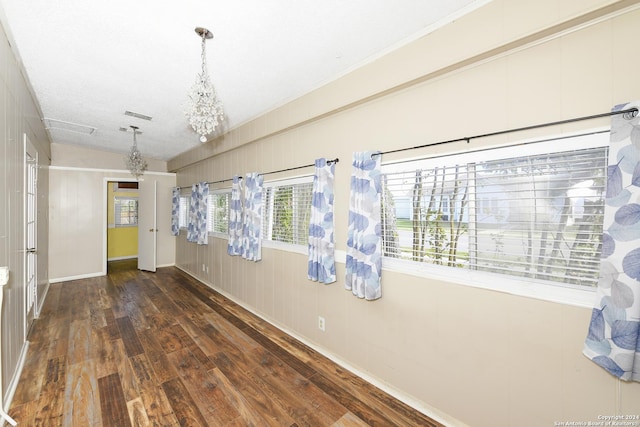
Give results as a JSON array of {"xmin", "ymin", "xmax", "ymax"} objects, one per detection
[
  {"xmin": 101, "ymin": 177, "xmax": 138, "ymax": 275},
  {"xmin": 23, "ymin": 134, "xmax": 38, "ymax": 337}
]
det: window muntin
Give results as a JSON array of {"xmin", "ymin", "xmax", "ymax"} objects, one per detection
[
  {"xmin": 114, "ymin": 197, "xmax": 138, "ymax": 226},
  {"xmin": 262, "ymin": 177, "xmax": 313, "ymax": 246},
  {"xmin": 381, "ymin": 137, "xmax": 607, "ymax": 289}
]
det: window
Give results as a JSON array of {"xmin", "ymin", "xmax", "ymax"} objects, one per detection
[
  {"xmin": 178, "ymin": 194, "xmax": 190, "ymax": 229},
  {"xmin": 207, "ymin": 191, "xmax": 230, "ymax": 234},
  {"xmin": 263, "ymin": 177, "xmax": 313, "ymax": 245},
  {"xmin": 381, "ymin": 134, "xmax": 607, "ymax": 289},
  {"xmin": 114, "ymin": 197, "xmax": 138, "ymax": 226}
]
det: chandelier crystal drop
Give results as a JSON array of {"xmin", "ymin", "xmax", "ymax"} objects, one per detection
[
  {"xmin": 124, "ymin": 125, "xmax": 147, "ymax": 179},
  {"xmin": 185, "ymin": 27, "xmax": 224, "ymax": 143}
]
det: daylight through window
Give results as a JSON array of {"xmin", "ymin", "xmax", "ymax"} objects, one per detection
[
  {"xmin": 208, "ymin": 191, "xmax": 231, "ymax": 234},
  {"xmin": 178, "ymin": 194, "xmax": 189, "ymax": 229},
  {"xmin": 263, "ymin": 178, "xmax": 313, "ymax": 246},
  {"xmin": 381, "ymin": 136, "xmax": 608, "ymax": 288},
  {"xmin": 114, "ymin": 197, "xmax": 138, "ymax": 226}
]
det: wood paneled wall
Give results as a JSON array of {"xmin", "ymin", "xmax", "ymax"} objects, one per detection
[{"xmin": 0, "ymin": 21, "xmax": 50, "ymax": 407}]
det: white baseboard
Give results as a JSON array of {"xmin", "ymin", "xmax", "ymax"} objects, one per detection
[
  {"xmin": 107, "ymin": 255, "xmax": 137, "ymax": 261},
  {"xmin": 2, "ymin": 341, "xmax": 29, "ymax": 426},
  {"xmin": 35, "ymin": 282, "xmax": 50, "ymax": 318},
  {"xmin": 174, "ymin": 265, "xmax": 464, "ymax": 427},
  {"xmin": 157, "ymin": 263, "xmax": 175, "ymax": 268},
  {"xmin": 50, "ymin": 262, "xmax": 176, "ymax": 284},
  {"xmin": 49, "ymin": 271, "xmax": 104, "ymax": 283}
]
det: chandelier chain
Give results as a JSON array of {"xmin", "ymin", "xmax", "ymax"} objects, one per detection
[{"xmin": 201, "ymin": 33, "xmax": 207, "ymax": 76}]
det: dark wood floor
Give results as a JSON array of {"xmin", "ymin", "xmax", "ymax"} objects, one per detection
[{"xmin": 9, "ymin": 260, "xmax": 442, "ymax": 426}]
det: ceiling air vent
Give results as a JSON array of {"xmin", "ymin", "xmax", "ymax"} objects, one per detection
[
  {"xmin": 43, "ymin": 118, "xmax": 97, "ymax": 135},
  {"xmin": 124, "ymin": 110, "xmax": 152, "ymax": 121}
]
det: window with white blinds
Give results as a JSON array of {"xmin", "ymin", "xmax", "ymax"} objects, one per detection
[
  {"xmin": 381, "ymin": 138, "xmax": 608, "ymax": 289},
  {"xmin": 207, "ymin": 191, "xmax": 230, "ymax": 234},
  {"xmin": 114, "ymin": 197, "xmax": 138, "ymax": 226},
  {"xmin": 263, "ymin": 177, "xmax": 313, "ymax": 246},
  {"xmin": 178, "ymin": 194, "xmax": 189, "ymax": 229}
]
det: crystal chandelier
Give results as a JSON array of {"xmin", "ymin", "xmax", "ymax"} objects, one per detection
[
  {"xmin": 124, "ymin": 125, "xmax": 147, "ymax": 179},
  {"xmin": 185, "ymin": 27, "xmax": 224, "ymax": 143}
]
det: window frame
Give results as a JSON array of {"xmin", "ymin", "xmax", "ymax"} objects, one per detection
[
  {"xmin": 261, "ymin": 175, "xmax": 314, "ymax": 253},
  {"xmin": 114, "ymin": 196, "xmax": 138, "ymax": 227},
  {"xmin": 378, "ymin": 129, "xmax": 610, "ymax": 308},
  {"xmin": 207, "ymin": 189, "xmax": 231, "ymax": 237},
  {"xmin": 178, "ymin": 192, "xmax": 190, "ymax": 231}
]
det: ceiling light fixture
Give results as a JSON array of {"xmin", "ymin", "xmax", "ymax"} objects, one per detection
[
  {"xmin": 185, "ymin": 27, "xmax": 224, "ymax": 143},
  {"xmin": 124, "ymin": 125, "xmax": 147, "ymax": 179}
]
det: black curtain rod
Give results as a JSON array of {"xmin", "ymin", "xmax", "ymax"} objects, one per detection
[
  {"xmin": 260, "ymin": 157, "xmax": 339, "ymax": 178},
  {"xmin": 373, "ymin": 107, "xmax": 639, "ymax": 158},
  {"xmin": 178, "ymin": 157, "xmax": 339, "ymax": 189}
]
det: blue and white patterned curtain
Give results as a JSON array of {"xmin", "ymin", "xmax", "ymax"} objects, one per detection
[
  {"xmin": 187, "ymin": 182, "xmax": 208, "ymax": 245},
  {"xmin": 308, "ymin": 158, "xmax": 336, "ymax": 283},
  {"xmin": 345, "ymin": 151, "xmax": 382, "ymax": 300},
  {"xmin": 171, "ymin": 187, "xmax": 180, "ymax": 236},
  {"xmin": 227, "ymin": 175, "xmax": 243, "ymax": 256},
  {"xmin": 584, "ymin": 101, "xmax": 640, "ymax": 382},
  {"xmin": 241, "ymin": 173, "xmax": 263, "ymax": 261}
]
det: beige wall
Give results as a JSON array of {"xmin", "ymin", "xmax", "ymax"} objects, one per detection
[
  {"xmin": 0, "ymin": 19, "xmax": 50, "ymax": 407},
  {"xmin": 51, "ymin": 142, "xmax": 167, "ymax": 171},
  {"xmin": 48, "ymin": 153, "xmax": 176, "ymax": 281},
  {"xmin": 170, "ymin": 1, "xmax": 640, "ymax": 426}
]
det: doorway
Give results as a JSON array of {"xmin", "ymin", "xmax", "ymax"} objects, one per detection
[
  {"xmin": 102, "ymin": 178, "xmax": 157, "ymax": 275},
  {"xmin": 106, "ymin": 180, "xmax": 139, "ymax": 265}
]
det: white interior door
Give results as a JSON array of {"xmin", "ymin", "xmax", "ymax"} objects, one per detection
[
  {"xmin": 138, "ymin": 179, "xmax": 157, "ymax": 272},
  {"xmin": 24, "ymin": 135, "xmax": 38, "ymax": 333}
]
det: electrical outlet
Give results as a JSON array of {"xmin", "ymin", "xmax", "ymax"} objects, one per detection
[
  {"xmin": 202, "ymin": 263, "xmax": 205, "ymax": 272},
  {"xmin": 318, "ymin": 316, "xmax": 325, "ymax": 332}
]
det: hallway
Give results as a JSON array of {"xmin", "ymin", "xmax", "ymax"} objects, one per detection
[{"xmin": 9, "ymin": 262, "xmax": 440, "ymax": 426}]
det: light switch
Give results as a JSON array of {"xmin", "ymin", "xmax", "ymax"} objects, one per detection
[{"xmin": 0, "ymin": 267, "xmax": 9, "ymax": 286}]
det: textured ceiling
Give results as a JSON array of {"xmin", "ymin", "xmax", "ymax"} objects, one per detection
[{"xmin": 0, "ymin": 0, "xmax": 484, "ymax": 161}]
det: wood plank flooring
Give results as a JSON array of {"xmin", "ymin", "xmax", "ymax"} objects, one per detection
[{"xmin": 9, "ymin": 260, "xmax": 443, "ymax": 426}]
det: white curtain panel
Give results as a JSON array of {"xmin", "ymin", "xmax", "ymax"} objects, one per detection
[
  {"xmin": 187, "ymin": 182, "xmax": 208, "ymax": 245},
  {"xmin": 584, "ymin": 101, "xmax": 640, "ymax": 382},
  {"xmin": 345, "ymin": 151, "xmax": 382, "ymax": 300},
  {"xmin": 171, "ymin": 187, "xmax": 180, "ymax": 236},
  {"xmin": 308, "ymin": 158, "xmax": 336, "ymax": 284},
  {"xmin": 241, "ymin": 172, "xmax": 263, "ymax": 262},
  {"xmin": 227, "ymin": 175, "xmax": 243, "ymax": 256}
]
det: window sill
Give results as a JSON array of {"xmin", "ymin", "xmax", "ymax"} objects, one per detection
[
  {"xmin": 210, "ymin": 232, "xmax": 308, "ymax": 256},
  {"xmin": 207, "ymin": 234, "xmax": 596, "ymax": 308},
  {"xmin": 332, "ymin": 250, "xmax": 595, "ymax": 308},
  {"xmin": 380, "ymin": 256, "xmax": 597, "ymax": 308}
]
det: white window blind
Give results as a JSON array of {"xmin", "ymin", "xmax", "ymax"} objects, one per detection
[
  {"xmin": 178, "ymin": 194, "xmax": 189, "ymax": 229},
  {"xmin": 381, "ymin": 143, "xmax": 607, "ymax": 288},
  {"xmin": 263, "ymin": 178, "xmax": 313, "ymax": 246},
  {"xmin": 207, "ymin": 191, "xmax": 230, "ymax": 234},
  {"xmin": 114, "ymin": 197, "xmax": 138, "ymax": 226}
]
